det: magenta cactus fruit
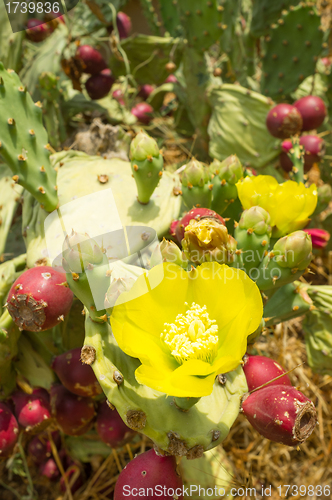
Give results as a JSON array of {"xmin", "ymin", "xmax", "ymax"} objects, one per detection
[
  {"xmin": 299, "ymin": 135, "xmax": 325, "ymax": 169},
  {"xmin": 242, "ymin": 355, "xmax": 292, "ymax": 392},
  {"xmin": 39, "ymin": 457, "xmax": 60, "ymax": 480},
  {"xmin": 266, "ymin": 104, "xmax": 303, "ymax": 139},
  {"xmin": 51, "ymin": 347, "xmax": 102, "ymax": 397},
  {"xmin": 26, "ymin": 19, "xmax": 50, "ymax": 42},
  {"xmin": 114, "ymin": 448, "xmax": 183, "ymax": 500},
  {"xmin": 131, "ymin": 102, "xmax": 154, "ymax": 124},
  {"xmin": 294, "ymin": 95, "xmax": 327, "ymax": 131},
  {"xmin": 279, "ymin": 140, "xmax": 294, "ymax": 172},
  {"xmin": 165, "ymin": 74, "xmax": 178, "ymax": 84},
  {"xmin": 138, "ymin": 84, "xmax": 155, "ymax": 100},
  {"xmin": 85, "ymin": 69, "xmax": 115, "ymax": 100},
  {"xmin": 76, "ymin": 45, "xmax": 107, "ymax": 75},
  {"xmin": 304, "ymin": 228, "xmax": 330, "ymax": 249},
  {"xmin": 11, "ymin": 388, "xmax": 52, "ymax": 430},
  {"xmin": 113, "ymin": 89, "xmax": 125, "ymax": 105},
  {"xmin": 96, "ymin": 401, "xmax": 135, "ymax": 448},
  {"xmin": 28, "ymin": 430, "xmax": 61, "ymax": 464},
  {"xmin": 6, "ymin": 266, "xmax": 74, "ymax": 332},
  {"xmin": 175, "ymin": 208, "xmax": 225, "ymax": 243},
  {"xmin": 0, "ymin": 402, "xmax": 19, "ymax": 458},
  {"xmin": 116, "ymin": 12, "xmax": 132, "ymax": 39},
  {"xmin": 242, "ymin": 385, "xmax": 317, "ymax": 446},
  {"xmin": 50, "ymin": 385, "xmax": 95, "ymax": 436}
]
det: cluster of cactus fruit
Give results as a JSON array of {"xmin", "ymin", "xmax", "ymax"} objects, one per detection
[{"xmin": 1, "ymin": 0, "xmax": 332, "ymax": 496}]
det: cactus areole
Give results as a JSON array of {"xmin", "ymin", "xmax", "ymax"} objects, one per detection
[{"xmin": 6, "ymin": 266, "xmax": 74, "ymax": 332}]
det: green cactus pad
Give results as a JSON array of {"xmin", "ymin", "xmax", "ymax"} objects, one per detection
[
  {"xmin": 23, "ymin": 151, "xmax": 182, "ymax": 268},
  {"xmin": 0, "ymin": 63, "xmax": 58, "ymax": 212},
  {"xmin": 139, "ymin": 0, "xmax": 162, "ymax": 36},
  {"xmin": 0, "ymin": 310, "xmax": 21, "ymax": 399},
  {"xmin": 157, "ymin": 0, "xmax": 183, "ymax": 37},
  {"xmin": 0, "ymin": 165, "xmax": 24, "ymax": 257},
  {"xmin": 83, "ymin": 313, "xmax": 248, "ymax": 456},
  {"xmin": 39, "ymin": 72, "xmax": 66, "ymax": 150},
  {"xmin": 250, "ymin": 0, "xmax": 299, "ymax": 37},
  {"xmin": 303, "ymin": 309, "xmax": 332, "ymax": 376},
  {"xmin": 261, "ymin": 5, "xmax": 324, "ymax": 99},
  {"xmin": 263, "ymin": 282, "xmax": 313, "ymax": 326},
  {"xmin": 208, "ymin": 85, "xmax": 280, "ymax": 169}
]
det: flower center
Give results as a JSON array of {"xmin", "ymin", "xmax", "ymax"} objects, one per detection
[{"xmin": 161, "ymin": 302, "xmax": 219, "ymax": 364}]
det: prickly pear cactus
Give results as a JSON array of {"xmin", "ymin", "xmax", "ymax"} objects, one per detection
[
  {"xmin": 0, "ymin": 63, "xmax": 58, "ymax": 212},
  {"xmin": 83, "ymin": 313, "xmax": 248, "ymax": 457},
  {"xmin": 261, "ymin": 5, "xmax": 324, "ymax": 99},
  {"xmin": 0, "ymin": 165, "xmax": 24, "ymax": 257},
  {"xmin": 250, "ymin": 0, "xmax": 299, "ymax": 37}
]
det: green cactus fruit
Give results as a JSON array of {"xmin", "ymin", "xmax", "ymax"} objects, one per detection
[
  {"xmin": 208, "ymin": 85, "xmax": 280, "ymax": 169},
  {"xmin": 0, "ymin": 63, "xmax": 58, "ymax": 212},
  {"xmin": 181, "ymin": 159, "xmax": 212, "ymax": 209},
  {"xmin": 263, "ymin": 282, "xmax": 313, "ymax": 327},
  {"xmin": 261, "ymin": 5, "xmax": 324, "ymax": 99},
  {"xmin": 182, "ymin": 217, "xmax": 238, "ymax": 266},
  {"xmin": 255, "ymin": 230, "xmax": 312, "ymax": 291},
  {"xmin": 0, "ymin": 166, "xmax": 24, "ymax": 257},
  {"xmin": 0, "ymin": 310, "xmax": 21, "ymax": 399},
  {"xmin": 22, "ymin": 151, "xmax": 182, "ymax": 268},
  {"xmin": 130, "ymin": 132, "xmax": 164, "ymax": 205},
  {"xmin": 180, "ymin": 447, "xmax": 234, "ymax": 499},
  {"xmin": 210, "ymin": 155, "xmax": 244, "ymax": 215},
  {"xmin": 83, "ymin": 311, "xmax": 248, "ymax": 456},
  {"xmin": 234, "ymin": 206, "xmax": 271, "ymax": 274},
  {"xmin": 150, "ymin": 239, "xmax": 188, "ymax": 269},
  {"xmin": 312, "ymin": 184, "xmax": 332, "ymax": 216},
  {"xmin": 39, "ymin": 72, "xmax": 66, "ymax": 150}
]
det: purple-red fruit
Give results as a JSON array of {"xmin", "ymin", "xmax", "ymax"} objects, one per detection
[
  {"xmin": 28, "ymin": 430, "xmax": 61, "ymax": 464},
  {"xmin": 26, "ymin": 19, "xmax": 50, "ymax": 42},
  {"xmin": 6, "ymin": 266, "xmax": 74, "ymax": 332},
  {"xmin": 50, "ymin": 385, "xmax": 95, "ymax": 436},
  {"xmin": 51, "ymin": 347, "xmax": 102, "ymax": 397},
  {"xmin": 131, "ymin": 102, "xmax": 154, "ymax": 124},
  {"xmin": 138, "ymin": 84, "xmax": 155, "ymax": 100},
  {"xmin": 279, "ymin": 140, "xmax": 294, "ymax": 172},
  {"xmin": 175, "ymin": 208, "xmax": 225, "ymax": 243},
  {"xmin": 85, "ymin": 69, "xmax": 115, "ymax": 100},
  {"xmin": 114, "ymin": 448, "xmax": 183, "ymax": 500},
  {"xmin": 116, "ymin": 12, "xmax": 132, "ymax": 39},
  {"xmin": 242, "ymin": 355, "xmax": 292, "ymax": 392},
  {"xmin": 40, "ymin": 457, "xmax": 60, "ymax": 480},
  {"xmin": 0, "ymin": 403, "xmax": 19, "ymax": 458},
  {"xmin": 113, "ymin": 89, "xmax": 125, "ymax": 105},
  {"xmin": 266, "ymin": 104, "xmax": 303, "ymax": 139},
  {"xmin": 294, "ymin": 95, "xmax": 327, "ymax": 131},
  {"xmin": 300, "ymin": 135, "xmax": 325, "ymax": 169},
  {"xmin": 242, "ymin": 385, "xmax": 317, "ymax": 446},
  {"xmin": 165, "ymin": 74, "xmax": 178, "ymax": 84},
  {"xmin": 96, "ymin": 401, "xmax": 135, "ymax": 448},
  {"xmin": 60, "ymin": 465, "xmax": 84, "ymax": 494},
  {"xmin": 12, "ymin": 388, "xmax": 52, "ymax": 430},
  {"xmin": 76, "ymin": 45, "xmax": 107, "ymax": 75}
]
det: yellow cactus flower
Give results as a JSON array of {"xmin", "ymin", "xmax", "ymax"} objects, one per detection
[
  {"xmin": 236, "ymin": 175, "xmax": 317, "ymax": 237},
  {"xmin": 110, "ymin": 262, "xmax": 263, "ymax": 398}
]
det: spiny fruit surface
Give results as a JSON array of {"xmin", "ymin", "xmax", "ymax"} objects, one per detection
[
  {"xmin": 266, "ymin": 104, "xmax": 302, "ymax": 139},
  {"xmin": 6, "ymin": 266, "xmax": 74, "ymax": 332},
  {"xmin": 76, "ymin": 45, "xmax": 107, "ymax": 75},
  {"xmin": 51, "ymin": 347, "xmax": 102, "ymax": 397},
  {"xmin": 242, "ymin": 354, "xmax": 291, "ymax": 392},
  {"xmin": 242, "ymin": 385, "xmax": 317, "ymax": 446},
  {"xmin": 131, "ymin": 102, "xmax": 154, "ymax": 124},
  {"xmin": 50, "ymin": 385, "xmax": 95, "ymax": 436},
  {"xmin": 299, "ymin": 135, "xmax": 325, "ymax": 169},
  {"xmin": 0, "ymin": 402, "xmax": 19, "ymax": 457},
  {"xmin": 11, "ymin": 388, "xmax": 52, "ymax": 430},
  {"xmin": 114, "ymin": 448, "xmax": 183, "ymax": 500},
  {"xmin": 96, "ymin": 400, "xmax": 135, "ymax": 448},
  {"xmin": 85, "ymin": 69, "xmax": 115, "ymax": 100},
  {"xmin": 294, "ymin": 95, "xmax": 327, "ymax": 131}
]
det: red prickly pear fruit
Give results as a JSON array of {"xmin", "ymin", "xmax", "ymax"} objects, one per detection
[
  {"xmin": 165, "ymin": 74, "xmax": 178, "ymax": 84},
  {"xmin": 114, "ymin": 448, "xmax": 183, "ymax": 500},
  {"xmin": 51, "ymin": 347, "xmax": 102, "ymax": 397},
  {"xmin": 39, "ymin": 457, "xmax": 60, "ymax": 480},
  {"xmin": 242, "ymin": 355, "xmax": 292, "ymax": 392},
  {"xmin": 0, "ymin": 402, "xmax": 19, "ymax": 458},
  {"xmin": 11, "ymin": 388, "xmax": 52, "ymax": 430},
  {"xmin": 299, "ymin": 135, "xmax": 325, "ymax": 170},
  {"xmin": 175, "ymin": 208, "xmax": 225, "ymax": 244},
  {"xmin": 131, "ymin": 102, "xmax": 154, "ymax": 124},
  {"xmin": 294, "ymin": 95, "xmax": 327, "ymax": 131},
  {"xmin": 138, "ymin": 84, "xmax": 155, "ymax": 100},
  {"xmin": 113, "ymin": 89, "xmax": 125, "ymax": 105},
  {"xmin": 266, "ymin": 104, "xmax": 303, "ymax": 139},
  {"xmin": 96, "ymin": 401, "xmax": 135, "ymax": 448},
  {"xmin": 60, "ymin": 465, "xmax": 84, "ymax": 494},
  {"xmin": 6, "ymin": 266, "xmax": 74, "ymax": 332},
  {"xmin": 279, "ymin": 140, "xmax": 293, "ymax": 172},
  {"xmin": 76, "ymin": 45, "xmax": 107, "ymax": 75},
  {"xmin": 170, "ymin": 219, "xmax": 180, "ymax": 237},
  {"xmin": 116, "ymin": 12, "xmax": 132, "ymax": 39},
  {"xmin": 85, "ymin": 69, "xmax": 115, "ymax": 100},
  {"xmin": 44, "ymin": 11, "xmax": 65, "ymax": 24},
  {"xmin": 50, "ymin": 385, "xmax": 95, "ymax": 436},
  {"xmin": 28, "ymin": 430, "xmax": 61, "ymax": 464},
  {"xmin": 242, "ymin": 385, "xmax": 317, "ymax": 446},
  {"xmin": 304, "ymin": 228, "xmax": 330, "ymax": 249},
  {"xmin": 26, "ymin": 19, "xmax": 51, "ymax": 42}
]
